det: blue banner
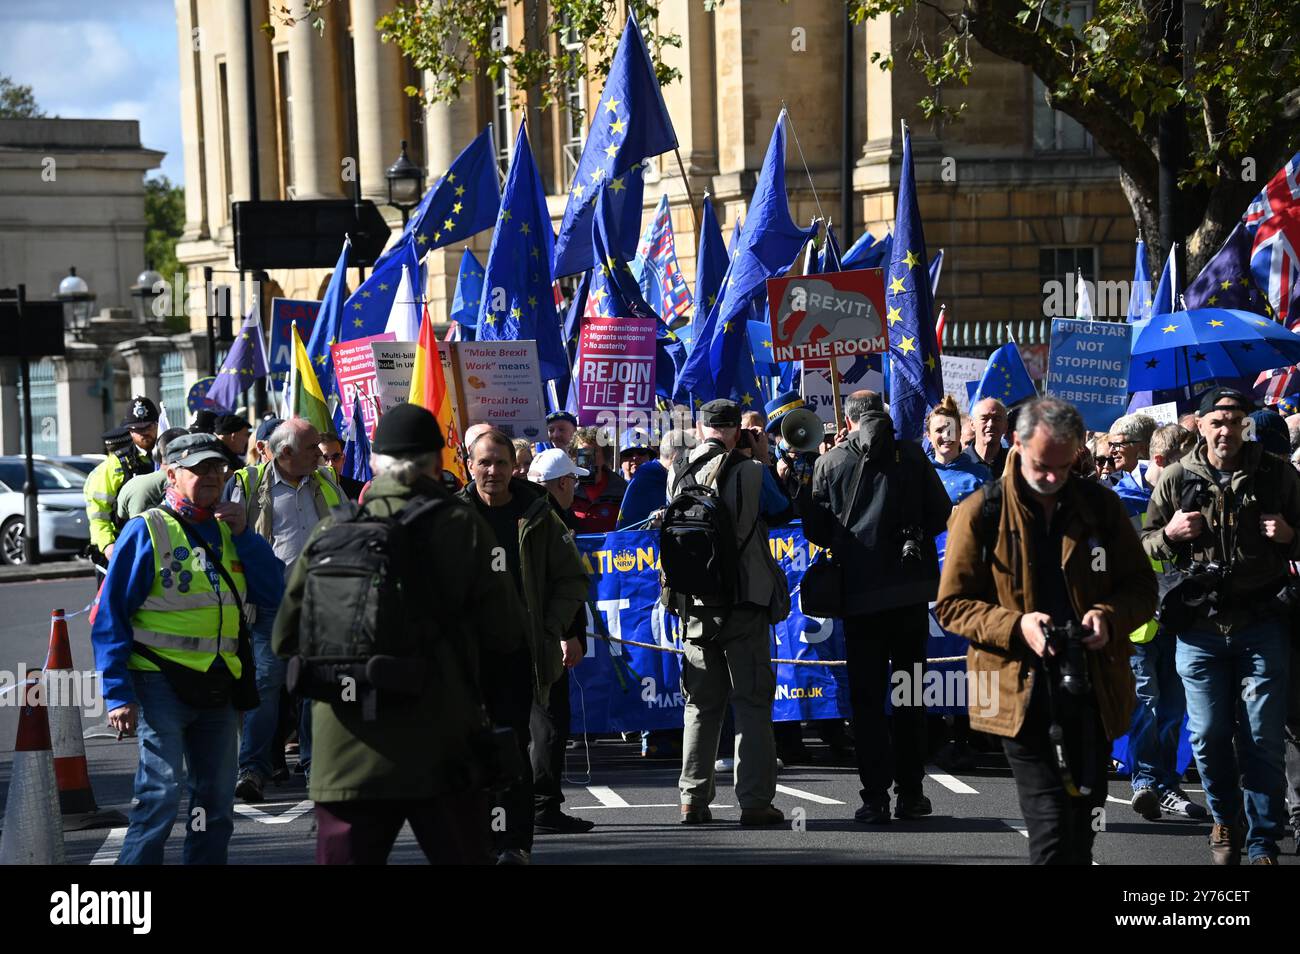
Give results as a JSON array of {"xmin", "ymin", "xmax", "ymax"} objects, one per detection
[
  {"xmin": 268, "ymin": 298, "xmax": 321, "ymax": 389},
  {"xmin": 569, "ymin": 525, "xmax": 970, "ymax": 733},
  {"xmin": 1044, "ymin": 318, "xmax": 1132, "ymax": 432}
]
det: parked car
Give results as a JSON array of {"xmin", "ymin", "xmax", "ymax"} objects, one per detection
[
  {"xmin": 37, "ymin": 454, "xmax": 105, "ymax": 476},
  {"xmin": 0, "ymin": 457, "xmax": 91, "ymax": 565}
]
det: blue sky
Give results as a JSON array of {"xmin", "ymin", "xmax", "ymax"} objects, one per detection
[{"xmin": 0, "ymin": 0, "xmax": 184, "ymax": 183}]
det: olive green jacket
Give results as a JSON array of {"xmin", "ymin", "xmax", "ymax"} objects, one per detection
[{"xmin": 273, "ymin": 472, "xmax": 528, "ymax": 803}]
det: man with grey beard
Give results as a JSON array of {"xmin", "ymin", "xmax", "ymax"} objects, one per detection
[{"xmin": 936, "ymin": 397, "xmax": 1156, "ymax": 864}]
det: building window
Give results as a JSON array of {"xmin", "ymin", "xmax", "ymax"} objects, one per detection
[
  {"xmin": 217, "ymin": 59, "xmax": 233, "ymax": 212},
  {"xmin": 275, "ymin": 49, "xmax": 294, "ymax": 197},
  {"xmin": 17, "ymin": 360, "xmax": 58, "ymax": 456},
  {"xmin": 159, "ymin": 350, "xmax": 187, "ymax": 419},
  {"xmin": 492, "ymin": 7, "xmax": 513, "ymax": 176},
  {"xmin": 1040, "ymin": 246, "xmax": 1098, "ymax": 316},
  {"xmin": 1032, "ymin": 2, "xmax": 1093, "ymax": 153},
  {"xmin": 558, "ymin": 19, "xmax": 586, "ymax": 188}
]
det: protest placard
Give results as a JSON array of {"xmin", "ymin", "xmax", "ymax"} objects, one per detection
[
  {"xmin": 330, "ymin": 333, "xmax": 394, "ymax": 440},
  {"xmin": 269, "ymin": 299, "xmax": 321, "ymax": 387},
  {"xmin": 940, "ymin": 355, "xmax": 988, "ymax": 414},
  {"xmin": 574, "ymin": 316, "xmax": 657, "ymax": 426},
  {"xmin": 802, "ymin": 356, "xmax": 885, "ymax": 426},
  {"xmin": 451, "ymin": 340, "xmax": 547, "ymax": 440},
  {"xmin": 767, "ymin": 268, "xmax": 888, "ymax": 362},
  {"xmin": 1143, "ymin": 401, "xmax": 1179, "ymax": 426},
  {"xmin": 370, "ymin": 341, "xmax": 417, "ymax": 415},
  {"xmin": 1045, "ymin": 318, "xmax": 1133, "ymax": 432}
]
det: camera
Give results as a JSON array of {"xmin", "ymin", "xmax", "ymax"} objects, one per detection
[
  {"xmin": 1157, "ymin": 559, "xmax": 1229, "ymax": 630},
  {"xmin": 1043, "ymin": 621, "xmax": 1092, "ymax": 696},
  {"xmin": 574, "ymin": 446, "xmax": 598, "ymax": 480},
  {"xmin": 897, "ymin": 525, "xmax": 925, "ymax": 564}
]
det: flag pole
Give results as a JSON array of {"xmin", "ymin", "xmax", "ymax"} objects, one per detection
[
  {"xmin": 672, "ymin": 148, "xmax": 702, "ymax": 238},
  {"xmin": 781, "ymin": 103, "xmax": 828, "ymax": 225}
]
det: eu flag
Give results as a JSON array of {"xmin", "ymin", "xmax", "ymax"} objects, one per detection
[
  {"xmin": 677, "ymin": 111, "xmax": 815, "ymax": 406},
  {"xmin": 207, "ymin": 303, "xmax": 269, "ymax": 411},
  {"xmin": 820, "ymin": 224, "xmax": 843, "ymax": 273},
  {"xmin": 1127, "ymin": 237, "xmax": 1154, "ymax": 322},
  {"xmin": 841, "ymin": 230, "xmax": 892, "ymax": 270},
  {"xmin": 476, "ymin": 121, "xmax": 567, "ymax": 383},
  {"xmin": 450, "ymin": 247, "xmax": 485, "ymax": 331},
  {"xmin": 692, "ymin": 194, "xmax": 728, "ymax": 348},
  {"xmin": 552, "ymin": 14, "xmax": 677, "ymax": 278},
  {"xmin": 304, "ymin": 238, "xmax": 351, "ymax": 412},
  {"xmin": 378, "ymin": 126, "xmax": 501, "ymax": 266},
  {"xmin": 885, "ymin": 124, "xmax": 943, "ymax": 441},
  {"xmin": 343, "ymin": 390, "xmax": 373, "ymax": 484},
  {"xmin": 1152, "ymin": 248, "xmax": 1177, "ymax": 316},
  {"xmin": 586, "ymin": 184, "xmax": 687, "ymax": 401},
  {"xmin": 970, "ymin": 341, "xmax": 1037, "ymax": 407},
  {"xmin": 1184, "ymin": 222, "xmax": 1270, "ymax": 315},
  {"xmin": 342, "ymin": 236, "xmax": 423, "ymax": 341}
]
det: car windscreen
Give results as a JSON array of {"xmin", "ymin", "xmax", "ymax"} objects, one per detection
[{"xmin": 0, "ymin": 460, "xmax": 88, "ymax": 492}]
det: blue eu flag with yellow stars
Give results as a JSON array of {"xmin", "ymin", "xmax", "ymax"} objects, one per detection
[
  {"xmin": 476, "ymin": 121, "xmax": 567, "ymax": 383},
  {"xmin": 677, "ymin": 111, "xmax": 815, "ymax": 407},
  {"xmin": 1184, "ymin": 222, "xmax": 1271, "ymax": 316},
  {"xmin": 377, "ymin": 126, "xmax": 500, "ymax": 267},
  {"xmin": 692, "ymin": 194, "xmax": 728, "ymax": 349},
  {"xmin": 450, "ymin": 247, "xmax": 485, "ymax": 336},
  {"xmin": 552, "ymin": 13, "xmax": 678, "ymax": 278},
  {"xmin": 969, "ymin": 341, "xmax": 1037, "ymax": 407},
  {"xmin": 303, "ymin": 237, "xmax": 351, "ymax": 419},
  {"xmin": 207, "ymin": 304, "xmax": 269, "ymax": 411},
  {"xmin": 342, "ymin": 236, "xmax": 423, "ymax": 342},
  {"xmin": 885, "ymin": 124, "xmax": 943, "ymax": 441},
  {"xmin": 586, "ymin": 184, "xmax": 688, "ymax": 401}
]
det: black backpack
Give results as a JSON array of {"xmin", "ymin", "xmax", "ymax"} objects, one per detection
[
  {"xmin": 287, "ymin": 495, "xmax": 447, "ymax": 719},
  {"xmin": 659, "ymin": 446, "xmax": 756, "ymax": 620}
]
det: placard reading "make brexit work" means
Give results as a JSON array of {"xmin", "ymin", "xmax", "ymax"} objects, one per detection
[{"xmin": 1045, "ymin": 319, "xmax": 1133, "ymax": 432}]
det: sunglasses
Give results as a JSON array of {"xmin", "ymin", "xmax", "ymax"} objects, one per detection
[{"xmin": 181, "ymin": 459, "xmax": 229, "ymax": 477}]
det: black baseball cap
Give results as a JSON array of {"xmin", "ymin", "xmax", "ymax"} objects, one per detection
[
  {"xmin": 1198, "ymin": 386, "xmax": 1255, "ymax": 416},
  {"xmin": 699, "ymin": 399, "xmax": 741, "ymax": 428},
  {"xmin": 255, "ymin": 417, "xmax": 284, "ymax": 441},
  {"xmin": 163, "ymin": 433, "xmax": 230, "ymax": 468}
]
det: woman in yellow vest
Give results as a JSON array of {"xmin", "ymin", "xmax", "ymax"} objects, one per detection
[{"xmin": 91, "ymin": 433, "xmax": 284, "ymax": 865}]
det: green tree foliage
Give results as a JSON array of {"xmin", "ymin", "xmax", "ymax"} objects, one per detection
[
  {"xmin": 144, "ymin": 176, "xmax": 186, "ymax": 286},
  {"xmin": 0, "ymin": 75, "xmax": 46, "ymax": 119}
]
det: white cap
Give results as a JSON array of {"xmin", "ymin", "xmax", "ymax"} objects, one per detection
[{"xmin": 528, "ymin": 447, "xmax": 589, "ymax": 482}]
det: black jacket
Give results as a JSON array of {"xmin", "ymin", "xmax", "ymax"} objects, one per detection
[{"xmin": 797, "ymin": 410, "xmax": 953, "ymax": 615}]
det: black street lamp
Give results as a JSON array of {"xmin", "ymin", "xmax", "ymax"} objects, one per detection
[
  {"xmin": 385, "ymin": 139, "xmax": 425, "ymax": 228},
  {"xmin": 54, "ymin": 267, "xmax": 95, "ymax": 340},
  {"xmin": 131, "ymin": 265, "xmax": 165, "ymax": 331}
]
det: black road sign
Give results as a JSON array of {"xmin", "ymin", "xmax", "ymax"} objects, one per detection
[
  {"xmin": 233, "ymin": 199, "xmax": 392, "ymax": 270},
  {"xmin": 0, "ymin": 299, "xmax": 66, "ymax": 358}
]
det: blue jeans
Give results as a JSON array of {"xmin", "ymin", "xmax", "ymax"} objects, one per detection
[
  {"xmin": 117, "ymin": 670, "xmax": 239, "ymax": 865},
  {"xmin": 1176, "ymin": 619, "xmax": 1290, "ymax": 861},
  {"xmin": 238, "ymin": 609, "xmax": 286, "ymax": 779},
  {"xmin": 1129, "ymin": 628, "xmax": 1186, "ymax": 793},
  {"xmin": 238, "ymin": 605, "xmax": 311, "ymax": 779}
]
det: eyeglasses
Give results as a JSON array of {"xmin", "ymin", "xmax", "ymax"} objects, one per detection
[{"xmin": 182, "ymin": 460, "xmax": 229, "ymax": 477}]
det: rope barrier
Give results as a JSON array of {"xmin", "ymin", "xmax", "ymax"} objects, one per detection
[{"xmin": 593, "ymin": 633, "xmax": 967, "ymax": 666}]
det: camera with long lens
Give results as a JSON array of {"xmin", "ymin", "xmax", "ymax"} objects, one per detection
[
  {"xmin": 1043, "ymin": 621, "xmax": 1092, "ymax": 696},
  {"xmin": 1156, "ymin": 560, "xmax": 1230, "ymax": 630},
  {"xmin": 897, "ymin": 525, "xmax": 925, "ymax": 564}
]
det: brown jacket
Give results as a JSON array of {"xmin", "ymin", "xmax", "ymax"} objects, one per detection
[{"xmin": 934, "ymin": 449, "xmax": 1156, "ymax": 740}]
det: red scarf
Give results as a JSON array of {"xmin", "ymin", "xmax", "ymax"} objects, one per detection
[{"xmin": 164, "ymin": 487, "xmax": 214, "ymax": 523}]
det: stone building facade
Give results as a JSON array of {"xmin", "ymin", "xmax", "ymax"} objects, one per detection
[{"xmin": 174, "ymin": 0, "xmax": 1138, "ymax": 350}]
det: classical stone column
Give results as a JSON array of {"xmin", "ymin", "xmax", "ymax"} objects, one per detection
[
  {"xmin": 288, "ymin": 10, "xmax": 345, "ymax": 199},
  {"xmin": 117, "ymin": 337, "xmax": 176, "ymax": 406},
  {"xmin": 223, "ymin": 0, "xmax": 254, "ymax": 204},
  {"xmin": 53, "ymin": 342, "xmax": 110, "ymax": 455},
  {"xmin": 351, "ymin": 0, "xmax": 404, "ymax": 201},
  {"xmin": 175, "ymin": 0, "xmax": 208, "ymax": 240}
]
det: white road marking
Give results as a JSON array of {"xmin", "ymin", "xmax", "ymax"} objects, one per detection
[
  {"xmin": 90, "ymin": 827, "xmax": 127, "ymax": 865},
  {"xmin": 1106, "ymin": 795, "xmax": 1129, "ymax": 805},
  {"xmin": 775, "ymin": 784, "xmax": 844, "ymax": 805},
  {"xmin": 234, "ymin": 800, "xmax": 314, "ymax": 825},
  {"xmin": 925, "ymin": 767, "xmax": 979, "ymax": 794},
  {"xmin": 585, "ymin": 786, "xmax": 631, "ymax": 808},
  {"xmin": 1001, "ymin": 818, "xmax": 1029, "ymax": 838},
  {"xmin": 570, "ymin": 803, "xmax": 735, "ymax": 811}
]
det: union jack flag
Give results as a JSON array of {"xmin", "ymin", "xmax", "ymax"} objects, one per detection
[
  {"xmin": 1243, "ymin": 151, "xmax": 1300, "ymax": 328},
  {"xmin": 1255, "ymin": 365, "xmax": 1299, "ymax": 406},
  {"xmin": 632, "ymin": 193, "xmax": 693, "ymax": 320}
]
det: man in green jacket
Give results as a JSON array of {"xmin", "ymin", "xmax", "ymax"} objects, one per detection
[
  {"xmin": 458, "ymin": 428, "xmax": 589, "ymax": 865},
  {"xmin": 273, "ymin": 405, "xmax": 529, "ymax": 864}
]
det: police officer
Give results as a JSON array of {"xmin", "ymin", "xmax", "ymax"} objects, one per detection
[
  {"xmin": 91, "ymin": 433, "xmax": 284, "ymax": 864},
  {"xmin": 84, "ymin": 397, "xmax": 160, "ymax": 571}
]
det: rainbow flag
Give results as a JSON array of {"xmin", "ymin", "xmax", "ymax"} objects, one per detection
[
  {"xmin": 289, "ymin": 322, "xmax": 333, "ymax": 435},
  {"xmin": 408, "ymin": 304, "xmax": 466, "ymax": 483}
]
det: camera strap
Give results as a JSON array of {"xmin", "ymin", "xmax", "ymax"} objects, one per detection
[{"xmin": 1038, "ymin": 658, "xmax": 1095, "ymax": 799}]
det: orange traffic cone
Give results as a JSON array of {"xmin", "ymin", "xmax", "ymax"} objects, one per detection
[
  {"xmin": 43, "ymin": 609, "xmax": 126, "ymax": 831},
  {"xmin": 0, "ymin": 679, "xmax": 65, "ymax": 864}
]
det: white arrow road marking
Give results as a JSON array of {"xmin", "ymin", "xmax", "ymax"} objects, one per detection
[
  {"xmin": 91, "ymin": 827, "xmax": 127, "ymax": 865},
  {"xmin": 774, "ymin": 784, "xmax": 844, "ymax": 805},
  {"xmin": 585, "ymin": 786, "xmax": 630, "ymax": 808},
  {"xmin": 925, "ymin": 767, "xmax": 979, "ymax": 794},
  {"xmin": 1001, "ymin": 818, "xmax": 1029, "ymax": 838},
  {"xmin": 234, "ymin": 800, "xmax": 314, "ymax": 825}
]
